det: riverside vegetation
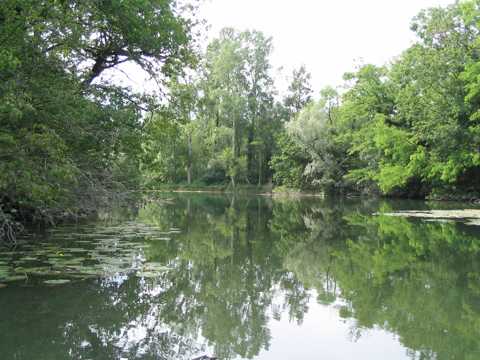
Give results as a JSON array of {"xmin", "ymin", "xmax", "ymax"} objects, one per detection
[
  {"xmin": 3, "ymin": 0, "xmax": 480, "ymax": 236},
  {"xmin": 2, "ymin": 3, "xmax": 480, "ymax": 359}
]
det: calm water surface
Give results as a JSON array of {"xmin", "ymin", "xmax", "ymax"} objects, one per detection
[{"xmin": 1, "ymin": 194, "xmax": 479, "ymax": 360}]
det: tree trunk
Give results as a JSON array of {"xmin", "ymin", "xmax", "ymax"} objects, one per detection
[
  {"xmin": 257, "ymin": 150, "xmax": 262, "ymax": 186},
  {"xmin": 247, "ymin": 124, "xmax": 254, "ymax": 183},
  {"xmin": 172, "ymin": 139, "xmax": 177, "ymax": 182},
  {"xmin": 232, "ymin": 116, "xmax": 239, "ymax": 189},
  {"xmin": 187, "ymin": 133, "xmax": 192, "ymax": 185}
]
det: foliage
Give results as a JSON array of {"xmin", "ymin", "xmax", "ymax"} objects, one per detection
[
  {"xmin": 0, "ymin": 0, "xmax": 197, "ymax": 228},
  {"xmin": 5, "ymin": 0, "xmax": 480, "ymax": 231},
  {"xmin": 144, "ymin": 0, "xmax": 480, "ymax": 199},
  {"xmin": 143, "ymin": 28, "xmax": 280, "ymax": 188},
  {"xmin": 270, "ymin": 1, "xmax": 480, "ymax": 197},
  {"xmin": 270, "ymin": 132, "xmax": 307, "ymax": 189},
  {"xmin": 283, "ymin": 65, "xmax": 313, "ymax": 117}
]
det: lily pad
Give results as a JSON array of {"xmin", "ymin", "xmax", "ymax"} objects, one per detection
[
  {"xmin": 147, "ymin": 237, "xmax": 171, "ymax": 241},
  {"xmin": 95, "ymin": 248, "xmax": 118, "ymax": 253},
  {"xmin": 64, "ymin": 248, "xmax": 88, "ymax": 253},
  {"xmin": 0, "ymin": 251, "xmax": 17, "ymax": 256},
  {"xmin": 68, "ymin": 274, "xmax": 97, "ymax": 280},
  {"xmin": 136, "ymin": 271, "xmax": 160, "ymax": 278},
  {"xmin": 141, "ymin": 263, "xmax": 170, "ymax": 272},
  {"xmin": 377, "ymin": 209, "xmax": 480, "ymax": 226},
  {"xmin": 15, "ymin": 266, "xmax": 51, "ymax": 274},
  {"xmin": 4, "ymin": 275, "xmax": 27, "ymax": 282},
  {"xmin": 19, "ymin": 257, "xmax": 40, "ymax": 262},
  {"xmin": 43, "ymin": 279, "xmax": 71, "ymax": 285}
]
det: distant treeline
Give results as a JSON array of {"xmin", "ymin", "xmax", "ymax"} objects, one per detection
[{"xmin": 144, "ymin": 1, "xmax": 480, "ymax": 201}]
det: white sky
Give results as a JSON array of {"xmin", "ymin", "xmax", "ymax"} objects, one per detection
[{"xmin": 200, "ymin": 0, "xmax": 455, "ymax": 95}]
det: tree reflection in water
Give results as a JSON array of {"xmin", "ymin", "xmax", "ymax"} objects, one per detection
[{"xmin": 0, "ymin": 194, "xmax": 479, "ymax": 360}]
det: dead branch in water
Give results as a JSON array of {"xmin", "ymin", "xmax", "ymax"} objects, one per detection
[{"xmin": 0, "ymin": 208, "xmax": 23, "ymax": 244}]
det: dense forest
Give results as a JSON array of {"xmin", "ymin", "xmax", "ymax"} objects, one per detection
[{"xmin": 2, "ymin": 0, "xmax": 480, "ymax": 236}]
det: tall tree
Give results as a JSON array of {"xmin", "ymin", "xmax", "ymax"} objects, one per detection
[
  {"xmin": 241, "ymin": 31, "xmax": 275, "ymax": 184},
  {"xmin": 197, "ymin": 28, "xmax": 276, "ymax": 187},
  {"xmin": 283, "ymin": 65, "xmax": 313, "ymax": 118}
]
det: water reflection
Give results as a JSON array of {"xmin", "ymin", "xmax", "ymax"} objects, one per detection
[{"xmin": 1, "ymin": 194, "xmax": 479, "ymax": 360}]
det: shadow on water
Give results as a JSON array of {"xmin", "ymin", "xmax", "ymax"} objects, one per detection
[{"xmin": 0, "ymin": 193, "xmax": 479, "ymax": 359}]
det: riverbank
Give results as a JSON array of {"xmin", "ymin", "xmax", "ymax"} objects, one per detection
[
  {"xmin": 147, "ymin": 184, "xmax": 332, "ymax": 198},
  {"xmin": 146, "ymin": 184, "xmax": 272, "ymax": 194},
  {"xmin": 147, "ymin": 184, "xmax": 480, "ymax": 203}
]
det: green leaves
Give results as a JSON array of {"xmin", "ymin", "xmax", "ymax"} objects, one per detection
[
  {"xmin": 0, "ymin": 0, "xmax": 198, "ymax": 221},
  {"xmin": 287, "ymin": 1, "xmax": 480, "ymax": 197},
  {"xmin": 283, "ymin": 65, "xmax": 313, "ymax": 117},
  {"xmin": 141, "ymin": 28, "xmax": 279, "ymax": 187}
]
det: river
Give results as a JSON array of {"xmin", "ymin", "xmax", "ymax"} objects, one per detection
[{"xmin": 0, "ymin": 193, "xmax": 479, "ymax": 359}]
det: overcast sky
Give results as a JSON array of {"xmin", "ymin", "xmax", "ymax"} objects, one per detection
[{"xmin": 200, "ymin": 0, "xmax": 454, "ymax": 95}]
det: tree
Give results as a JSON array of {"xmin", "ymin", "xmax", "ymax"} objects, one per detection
[
  {"xmin": 343, "ymin": 2, "xmax": 480, "ymax": 196},
  {"xmin": 283, "ymin": 65, "xmax": 313, "ymax": 118},
  {"xmin": 241, "ymin": 31, "xmax": 276, "ymax": 185},
  {"xmin": 178, "ymin": 28, "xmax": 278, "ymax": 188},
  {"xmin": 269, "ymin": 66, "xmax": 314, "ymax": 189},
  {"xmin": 1, "ymin": 0, "xmax": 197, "ymax": 87},
  {"xmin": 0, "ymin": 0, "xmax": 198, "ymax": 230},
  {"xmin": 287, "ymin": 98, "xmax": 346, "ymax": 192}
]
